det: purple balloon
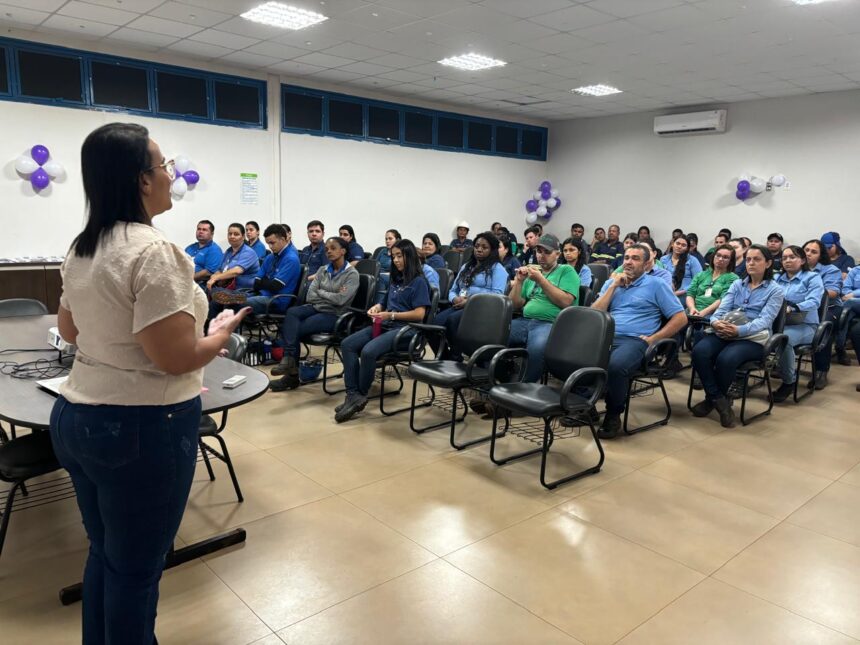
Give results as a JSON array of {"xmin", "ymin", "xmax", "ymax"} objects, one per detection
[
  {"xmin": 31, "ymin": 167, "xmax": 50, "ymax": 190},
  {"xmin": 554, "ymin": 198, "xmax": 561, "ymax": 209},
  {"xmin": 539, "ymin": 180, "xmax": 551, "ymax": 192},
  {"xmin": 31, "ymin": 144, "xmax": 50, "ymax": 166},
  {"xmin": 183, "ymin": 170, "xmax": 200, "ymax": 186},
  {"xmin": 737, "ymin": 180, "xmax": 750, "ymax": 192},
  {"xmin": 735, "ymin": 189, "xmax": 748, "ymax": 200},
  {"xmin": 526, "ymin": 199, "xmax": 538, "ymax": 212},
  {"xmin": 543, "ymin": 211, "xmax": 552, "ymax": 221},
  {"xmin": 540, "ymin": 187, "xmax": 551, "ymax": 200}
]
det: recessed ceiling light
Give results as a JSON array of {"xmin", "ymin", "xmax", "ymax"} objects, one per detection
[
  {"xmin": 438, "ymin": 52, "xmax": 506, "ymax": 71},
  {"xmin": 572, "ymin": 84, "xmax": 623, "ymax": 97},
  {"xmin": 792, "ymin": 0, "xmax": 832, "ymax": 4},
  {"xmin": 241, "ymin": 2, "xmax": 328, "ymax": 30}
]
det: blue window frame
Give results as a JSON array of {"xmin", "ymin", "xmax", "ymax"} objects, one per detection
[
  {"xmin": 0, "ymin": 36, "xmax": 266, "ymax": 129},
  {"xmin": 281, "ymin": 83, "xmax": 547, "ymax": 161}
]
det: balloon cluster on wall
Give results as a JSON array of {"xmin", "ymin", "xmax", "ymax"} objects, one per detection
[
  {"xmin": 15, "ymin": 145, "xmax": 65, "ymax": 192},
  {"xmin": 735, "ymin": 173, "xmax": 787, "ymax": 201},
  {"xmin": 171, "ymin": 155, "xmax": 201, "ymax": 198},
  {"xmin": 524, "ymin": 180, "xmax": 561, "ymax": 224}
]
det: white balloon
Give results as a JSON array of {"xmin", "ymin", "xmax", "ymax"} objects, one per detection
[
  {"xmin": 739, "ymin": 173, "xmax": 751, "ymax": 182},
  {"xmin": 550, "ymin": 189, "xmax": 559, "ymax": 198},
  {"xmin": 43, "ymin": 160, "xmax": 65, "ymax": 179},
  {"xmin": 770, "ymin": 174, "xmax": 786, "ymax": 187},
  {"xmin": 538, "ymin": 199, "xmax": 547, "ymax": 208},
  {"xmin": 171, "ymin": 177, "xmax": 188, "ymax": 197},
  {"xmin": 750, "ymin": 177, "xmax": 766, "ymax": 193},
  {"xmin": 174, "ymin": 156, "xmax": 191, "ymax": 175},
  {"xmin": 536, "ymin": 205, "xmax": 548, "ymax": 217},
  {"xmin": 533, "ymin": 191, "xmax": 542, "ymax": 200},
  {"xmin": 526, "ymin": 212, "xmax": 538, "ymax": 224},
  {"xmin": 15, "ymin": 155, "xmax": 38, "ymax": 175},
  {"xmin": 546, "ymin": 197, "xmax": 558, "ymax": 209}
]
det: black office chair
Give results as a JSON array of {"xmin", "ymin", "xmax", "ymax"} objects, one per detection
[
  {"xmin": 0, "ymin": 299, "xmax": 49, "ymax": 318},
  {"xmin": 0, "ymin": 430, "xmax": 62, "ymax": 558},
  {"xmin": 443, "ymin": 250, "xmax": 462, "ymax": 273},
  {"xmin": 354, "ymin": 258, "xmax": 381, "ymax": 282},
  {"xmin": 587, "ymin": 263, "xmax": 611, "ymax": 294},
  {"xmin": 371, "ymin": 246, "xmax": 387, "ymax": 261},
  {"xmin": 435, "ymin": 268, "xmax": 454, "ymax": 309},
  {"xmin": 439, "ymin": 245, "xmax": 451, "ymax": 255},
  {"xmin": 198, "ymin": 333, "xmax": 247, "ymax": 503},
  {"xmin": 622, "ymin": 337, "xmax": 679, "ymax": 435},
  {"xmin": 485, "ymin": 307, "xmax": 614, "ymax": 489},
  {"xmin": 406, "ymin": 294, "xmax": 513, "ymax": 449},
  {"xmin": 792, "ymin": 294, "xmax": 832, "ymax": 402},
  {"xmin": 461, "ymin": 246, "xmax": 473, "ymax": 265},
  {"xmin": 579, "ymin": 285, "xmax": 594, "ymax": 307}
]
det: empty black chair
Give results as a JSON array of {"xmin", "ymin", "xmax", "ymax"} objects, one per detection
[
  {"xmin": 579, "ymin": 285, "xmax": 594, "ymax": 307},
  {"xmin": 0, "ymin": 299, "xmax": 49, "ymax": 318},
  {"xmin": 587, "ymin": 264, "xmax": 611, "ymax": 294},
  {"xmin": 198, "ymin": 333, "xmax": 247, "ymax": 503},
  {"xmin": 406, "ymin": 294, "xmax": 513, "ymax": 449},
  {"xmin": 354, "ymin": 258, "xmax": 381, "ymax": 282},
  {"xmin": 443, "ymin": 250, "xmax": 462, "ymax": 273},
  {"xmin": 486, "ymin": 307, "xmax": 614, "ymax": 489},
  {"xmin": 435, "ymin": 268, "xmax": 454, "ymax": 308},
  {"xmin": 791, "ymin": 293, "xmax": 831, "ymax": 402}
]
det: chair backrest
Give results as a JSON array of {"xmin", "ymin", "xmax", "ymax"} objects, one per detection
[
  {"xmin": 425, "ymin": 286, "xmax": 441, "ymax": 322},
  {"xmin": 461, "ymin": 246, "xmax": 473, "ymax": 264},
  {"xmin": 456, "ymin": 293, "xmax": 513, "ymax": 356},
  {"xmin": 772, "ymin": 301, "xmax": 787, "ymax": 334},
  {"xmin": 371, "ymin": 246, "xmax": 387, "ymax": 261},
  {"xmin": 579, "ymin": 286, "xmax": 594, "ymax": 307},
  {"xmin": 223, "ymin": 333, "xmax": 248, "ymax": 362},
  {"xmin": 587, "ymin": 263, "xmax": 611, "ymax": 293},
  {"xmin": 435, "ymin": 267, "xmax": 454, "ymax": 301},
  {"xmin": 0, "ymin": 298, "xmax": 49, "ymax": 318},
  {"xmin": 294, "ymin": 265, "xmax": 310, "ymax": 305},
  {"xmin": 443, "ymin": 250, "xmax": 462, "ymax": 273},
  {"xmin": 354, "ymin": 258, "xmax": 380, "ymax": 281},
  {"xmin": 440, "ymin": 245, "xmax": 450, "ymax": 254},
  {"xmin": 817, "ymin": 293, "xmax": 830, "ymax": 321},
  {"xmin": 350, "ymin": 273, "xmax": 377, "ymax": 312},
  {"xmin": 544, "ymin": 307, "xmax": 615, "ymax": 379}
]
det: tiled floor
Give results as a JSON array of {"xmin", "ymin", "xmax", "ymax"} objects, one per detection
[{"xmin": 1, "ymin": 361, "xmax": 859, "ymax": 644}]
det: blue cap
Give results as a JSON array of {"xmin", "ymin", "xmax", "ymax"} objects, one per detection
[{"xmin": 821, "ymin": 231, "xmax": 842, "ymax": 252}]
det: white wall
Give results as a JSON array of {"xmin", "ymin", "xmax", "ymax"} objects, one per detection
[{"xmin": 546, "ymin": 90, "xmax": 860, "ymax": 255}]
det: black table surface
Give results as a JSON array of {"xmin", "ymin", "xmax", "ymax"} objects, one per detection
[{"xmin": 0, "ymin": 315, "xmax": 269, "ymax": 429}]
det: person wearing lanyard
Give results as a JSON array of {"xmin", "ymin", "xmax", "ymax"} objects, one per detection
[
  {"xmin": 245, "ymin": 220, "xmax": 267, "ymax": 261},
  {"xmin": 270, "ymin": 237, "xmax": 360, "ymax": 390},
  {"xmin": 804, "ymin": 238, "xmax": 845, "ymax": 385},
  {"xmin": 690, "ymin": 245, "xmax": 784, "ymax": 427},
  {"xmin": 184, "ymin": 219, "xmax": 223, "ymax": 285},
  {"xmin": 686, "ymin": 244, "xmax": 738, "ymax": 319},
  {"xmin": 231, "ymin": 224, "xmax": 301, "ymax": 314},
  {"xmin": 336, "ymin": 239, "xmax": 431, "ymax": 423},
  {"xmin": 771, "ymin": 246, "xmax": 825, "ymax": 402},
  {"xmin": 207, "ymin": 222, "xmax": 261, "ymax": 315}
]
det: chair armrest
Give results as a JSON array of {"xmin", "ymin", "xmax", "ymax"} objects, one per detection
[
  {"xmin": 488, "ymin": 347, "xmax": 529, "ymax": 386},
  {"xmin": 838, "ymin": 306, "xmax": 855, "ymax": 330},
  {"xmin": 763, "ymin": 332, "xmax": 788, "ymax": 366},
  {"xmin": 644, "ymin": 338, "xmax": 678, "ymax": 374},
  {"xmin": 560, "ymin": 367, "xmax": 608, "ymax": 411},
  {"xmin": 465, "ymin": 344, "xmax": 507, "ymax": 381},
  {"xmin": 265, "ymin": 293, "xmax": 297, "ymax": 315},
  {"xmin": 406, "ymin": 322, "xmax": 448, "ymax": 358},
  {"xmin": 812, "ymin": 320, "xmax": 834, "ymax": 352}
]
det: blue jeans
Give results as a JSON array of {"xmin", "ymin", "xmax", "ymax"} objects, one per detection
[
  {"xmin": 49, "ymin": 395, "xmax": 201, "ymax": 645},
  {"xmin": 244, "ymin": 295, "xmax": 271, "ymax": 315},
  {"xmin": 281, "ymin": 304, "xmax": 337, "ymax": 358},
  {"xmin": 691, "ymin": 335, "xmax": 764, "ymax": 400},
  {"xmin": 508, "ymin": 317, "xmax": 553, "ymax": 382},
  {"xmin": 814, "ymin": 304, "xmax": 842, "ymax": 372},
  {"xmin": 432, "ymin": 307, "xmax": 465, "ymax": 360},
  {"xmin": 605, "ymin": 336, "xmax": 648, "ymax": 414},
  {"xmin": 340, "ymin": 326, "xmax": 414, "ymax": 395},
  {"xmin": 779, "ymin": 323, "xmax": 816, "ymax": 384}
]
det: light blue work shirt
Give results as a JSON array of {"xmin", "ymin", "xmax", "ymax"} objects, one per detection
[
  {"xmin": 711, "ymin": 277, "xmax": 785, "ymax": 337},
  {"xmin": 219, "ymin": 243, "xmax": 260, "ymax": 289},
  {"xmin": 812, "ymin": 263, "xmax": 843, "ymax": 306},
  {"xmin": 184, "ymin": 240, "xmax": 223, "ymax": 275},
  {"xmin": 449, "ymin": 262, "xmax": 508, "ymax": 301},
  {"xmin": 775, "ymin": 270, "xmax": 824, "ymax": 326},
  {"xmin": 598, "ymin": 272, "xmax": 684, "ymax": 338},
  {"xmin": 660, "ymin": 254, "xmax": 703, "ymax": 291},
  {"xmin": 842, "ymin": 265, "xmax": 860, "ymax": 298}
]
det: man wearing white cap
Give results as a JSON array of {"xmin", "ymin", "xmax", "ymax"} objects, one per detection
[{"xmin": 450, "ymin": 221, "xmax": 473, "ymax": 253}]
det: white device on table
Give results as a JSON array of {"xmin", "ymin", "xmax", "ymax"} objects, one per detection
[
  {"xmin": 47, "ymin": 326, "xmax": 76, "ymax": 354},
  {"xmin": 36, "ymin": 375, "xmax": 68, "ymax": 396},
  {"xmin": 222, "ymin": 375, "xmax": 246, "ymax": 389}
]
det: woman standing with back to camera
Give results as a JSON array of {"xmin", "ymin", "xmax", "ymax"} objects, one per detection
[{"xmin": 50, "ymin": 123, "xmax": 249, "ymax": 644}]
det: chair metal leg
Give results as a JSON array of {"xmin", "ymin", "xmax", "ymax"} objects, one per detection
[
  {"xmin": 199, "ymin": 439, "xmax": 216, "ymax": 482},
  {"xmin": 739, "ymin": 370, "xmax": 773, "ymax": 426},
  {"xmin": 213, "ymin": 434, "xmax": 244, "ymax": 503},
  {"xmin": 408, "ymin": 381, "xmax": 448, "ymax": 434},
  {"xmin": 623, "ymin": 377, "xmax": 672, "ymax": 435},
  {"xmin": 0, "ymin": 481, "xmax": 24, "ymax": 559},
  {"xmin": 488, "ymin": 407, "xmax": 540, "ymax": 466},
  {"xmin": 538, "ymin": 415, "xmax": 605, "ymax": 490},
  {"xmin": 321, "ymin": 346, "xmax": 346, "ymax": 396},
  {"xmin": 378, "ymin": 365, "xmax": 411, "ymax": 416},
  {"xmin": 793, "ymin": 353, "xmax": 814, "ymax": 403},
  {"xmin": 449, "ymin": 389, "xmax": 494, "ymax": 450}
]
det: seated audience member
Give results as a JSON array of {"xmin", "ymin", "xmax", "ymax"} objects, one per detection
[
  {"xmin": 703, "ymin": 231, "xmax": 729, "ymax": 268},
  {"xmin": 663, "ymin": 228, "xmax": 684, "ymax": 256},
  {"xmin": 770, "ymin": 246, "xmax": 826, "ymax": 402},
  {"xmin": 300, "ymin": 220, "xmax": 327, "ymax": 279},
  {"xmin": 235, "ymin": 224, "xmax": 301, "ymax": 314},
  {"xmin": 570, "ymin": 222, "xmax": 591, "ymax": 258},
  {"xmin": 592, "ymin": 244, "xmax": 686, "ymax": 437},
  {"xmin": 378, "ymin": 229, "xmax": 401, "ymax": 272},
  {"xmin": 740, "ymin": 237, "xmax": 752, "ymax": 252},
  {"xmin": 562, "ymin": 237, "xmax": 591, "ymax": 288},
  {"xmin": 690, "ymin": 244, "xmax": 784, "ymax": 427},
  {"xmin": 245, "ymin": 220, "xmax": 267, "ymax": 260},
  {"xmin": 508, "ymin": 234, "xmax": 579, "ymax": 383},
  {"xmin": 336, "ymin": 239, "xmax": 432, "ymax": 423},
  {"xmin": 185, "ymin": 219, "xmax": 223, "ymax": 284},
  {"xmin": 822, "ymin": 231, "xmax": 856, "ymax": 276},
  {"xmin": 421, "ymin": 233, "xmax": 446, "ymax": 270},
  {"xmin": 662, "ymin": 234, "xmax": 704, "ymax": 301},
  {"xmin": 804, "ymin": 238, "xmax": 846, "ymax": 382},
  {"xmin": 615, "ymin": 233, "xmax": 639, "ymax": 268},
  {"xmin": 433, "ymin": 232, "xmax": 507, "ymax": 359},
  {"xmin": 729, "ymin": 238, "xmax": 747, "ymax": 277},
  {"xmin": 491, "ymin": 222, "xmax": 503, "ymax": 236},
  {"xmin": 836, "ymin": 265, "xmax": 860, "ymax": 366},
  {"xmin": 766, "ymin": 232, "xmax": 784, "ymax": 273},
  {"xmin": 612, "ymin": 245, "xmax": 672, "ymax": 286},
  {"xmin": 422, "ymin": 258, "xmax": 440, "ymax": 290},
  {"xmin": 498, "ymin": 233, "xmax": 522, "ymax": 280},
  {"xmin": 270, "ymin": 237, "xmax": 360, "ymax": 390},
  {"xmin": 518, "ymin": 226, "xmax": 541, "ymax": 265},
  {"xmin": 450, "ymin": 221, "xmax": 473, "ymax": 252},
  {"xmin": 592, "ymin": 225, "xmax": 624, "ymax": 266},
  {"xmin": 533, "ymin": 222, "xmax": 544, "ymax": 235},
  {"xmin": 687, "ymin": 233, "xmax": 706, "ymax": 268},
  {"xmin": 637, "ymin": 226, "xmax": 653, "ymax": 245},
  {"xmin": 590, "ymin": 227, "xmax": 607, "ymax": 252},
  {"xmin": 339, "ymin": 225, "xmax": 365, "ymax": 265},
  {"xmin": 207, "ymin": 223, "xmax": 260, "ymax": 311},
  {"xmin": 686, "ymin": 244, "xmax": 738, "ymax": 319}
]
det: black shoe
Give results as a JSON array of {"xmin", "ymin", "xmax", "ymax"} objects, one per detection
[
  {"xmin": 560, "ymin": 408, "xmax": 600, "ymax": 428},
  {"xmin": 662, "ymin": 358, "xmax": 684, "ymax": 380},
  {"xmin": 806, "ymin": 371, "xmax": 828, "ymax": 391},
  {"xmin": 692, "ymin": 375, "xmax": 703, "ymax": 391},
  {"xmin": 712, "ymin": 397, "xmax": 736, "ymax": 428},
  {"xmin": 690, "ymin": 399, "xmax": 714, "ymax": 417},
  {"xmin": 468, "ymin": 399, "xmax": 487, "ymax": 415},
  {"xmin": 269, "ymin": 373, "xmax": 300, "ymax": 392},
  {"xmin": 836, "ymin": 351, "xmax": 851, "ymax": 366},
  {"xmin": 598, "ymin": 412, "xmax": 621, "ymax": 439},
  {"xmin": 335, "ymin": 394, "xmax": 368, "ymax": 423},
  {"xmin": 271, "ymin": 355, "xmax": 298, "ymax": 377},
  {"xmin": 771, "ymin": 382, "xmax": 794, "ymax": 403}
]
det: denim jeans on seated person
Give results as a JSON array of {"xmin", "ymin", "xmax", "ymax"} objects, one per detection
[
  {"xmin": 691, "ymin": 334, "xmax": 764, "ymax": 400},
  {"xmin": 340, "ymin": 326, "xmax": 415, "ymax": 396},
  {"xmin": 605, "ymin": 336, "xmax": 648, "ymax": 414},
  {"xmin": 281, "ymin": 304, "xmax": 337, "ymax": 359},
  {"xmin": 779, "ymin": 323, "xmax": 816, "ymax": 385},
  {"xmin": 49, "ymin": 395, "xmax": 201, "ymax": 645},
  {"xmin": 244, "ymin": 295, "xmax": 272, "ymax": 316},
  {"xmin": 508, "ymin": 317, "xmax": 553, "ymax": 382}
]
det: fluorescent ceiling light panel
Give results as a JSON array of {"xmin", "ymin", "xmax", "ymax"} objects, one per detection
[
  {"xmin": 438, "ymin": 53, "xmax": 507, "ymax": 71},
  {"xmin": 241, "ymin": 2, "xmax": 328, "ymax": 30},
  {"xmin": 572, "ymin": 84, "xmax": 623, "ymax": 97},
  {"xmin": 792, "ymin": 0, "xmax": 835, "ymax": 4}
]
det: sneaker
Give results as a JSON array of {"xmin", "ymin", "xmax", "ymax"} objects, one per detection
[
  {"xmin": 597, "ymin": 412, "xmax": 621, "ymax": 439},
  {"xmin": 712, "ymin": 397, "xmax": 736, "ymax": 428},
  {"xmin": 690, "ymin": 399, "xmax": 714, "ymax": 417},
  {"xmin": 771, "ymin": 382, "xmax": 794, "ymax": 403},
  {"xmin": 212, "ymin": 289, "xmax": 247, "ymax": 306},
  {"xmin": 335, "ymin": 394, "xmax": 368, "ymax": 423}
]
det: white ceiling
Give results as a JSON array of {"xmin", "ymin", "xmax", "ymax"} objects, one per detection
[{"xmin": 3, "ymin": 0, "xmax": 860, "ymax": 120}]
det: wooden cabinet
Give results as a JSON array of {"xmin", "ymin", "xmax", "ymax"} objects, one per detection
[{"xmin": 0, "ymin": 263, "xmax": 62, "ymax": 313}]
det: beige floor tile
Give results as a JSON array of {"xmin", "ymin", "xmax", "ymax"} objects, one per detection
[
  {"xmin": 598, "ymin": 424, "xmax": 698, "ymax": 469},
  {"xmin": 250, "ymin": 635, "xmax": 285, "ymax": 645},
  {"xmin": 267, "ymin": 422, "xmax": 448, "ymax": 493},
  {"xmin": 618, "ymin": 578, "xmax": 858, "ymax": 645},
  {"xmin": 178, "ymin": 450, "xmax": 332, "ymax": 543},
  {"xmin": 0, "ymin": 585, "xmax": 80, "ymax": 644},
  {"xmin": 842, "ymin": 462, "xmax": 860, "ymax": 486},
  {"xmin": 714, "ymin": 523, "xmax": 860, "ymax": 639},
  {"xmin": 279, "ymin": 559, "xmax": 581, "ymax": 644},
  {"xmin": 643, "ymin": 441, "xmax": 832, "ymax": 518},
  {"xmin": 342, "ymin": 459, "xmax": 551, "ymax": 556},
  {"xmin": 560, "ymin": 471, "xmax": 778, "ymax": 574},
  {"xmin": 202, "ymin": 428, "xmax": 261, "ymax": 458},
  {"xmin": 202, "ymin": 496, "xmax": 436, "ymax": 631},
  {"xmin": 787, "ymin": 481, "xmax": 860, "ymax": 546},
  {"xmin": 446, "ymin": 509, "xmax": 704, "ymax": 645}
]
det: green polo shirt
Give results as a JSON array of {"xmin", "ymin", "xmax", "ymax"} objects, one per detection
[
  {"xmin": 687, "ymin": 269, "xmax": 739, "ymax": 310},
  {"xmin": 521, "ymin": 263, "xmax": 579, "ymax": 322}
]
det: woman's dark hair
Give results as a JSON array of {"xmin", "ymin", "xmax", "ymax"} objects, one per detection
[
  {"xmin": 246, "ymin": 220, "xmax": 260, "ymax": 232},
  {"xmin": 73, "ymin": 122, "xmax": 151, "ymax": 257},
  {"xmin": 637, "ymin": 225, "xmax": 650, "ymax": 237},
  {"xmin": 455, "ymin": 231, "xmax": 500, "ymax": 291},
  {"xmin": 712, "ymin": 243, "xmax": 737, "ymax": 273},
  {"xmin": 228, "ymin": 222, "xmax": 246, "ymax": 238},
  {"xmin": 339, "ymin": 224, "xmax": 356, "ymax": 242},
  {"xmin": 740, "ymin": 236, "xmax": 752, "ymax": 249},
  {"xmin": 687, "ymin": 232, "xmax": 698, "ymax": 246},
  {"xmin": 747, "ymin": 244, "xmax": 774, "ymax": 280},
  {"xmin": 326, "ymin": 236, "xmax": 350, "ymax": 254},
  {"xmin": 669, "ymin": 235, "xmax": 691, "ymax": 291},
  {"xmin": 803, "ymin": 239, "xmax": 831, "ymax": 265},
  {"xmin": 391, "ymin": 239, "xmax": 424, "ymax": 286},
  {"xmin": 561, "ymin": 237, "xmax": 586, "ymax": 271},
  {"xmin": 386, "ymin": 228, "xmax": 402, "ymax": 241},
  {"xmin": 499, "ymin": 233, "xmax": 514, "ymax": 255},
  {"xmin": 422, "ymin": 233, "xmax": 442, "ymax": 256},
  {"xmin": 594, "ymin": 227, "xmax": 605, "ymax": 236},
  {"xmin": 491, "ymin": 221, "xmax": 502, "ymax": 230},
  {"xmin": 623, "ymin": 232, "xmax": 638, "ymax": 244},
  {"xmin": 782, "ymin": 244, "xmax": 809, "ymax": 273}
]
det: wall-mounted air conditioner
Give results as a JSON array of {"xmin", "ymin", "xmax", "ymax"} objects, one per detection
[{"xmin": 654, "ymin": 109, "xmax": 727, "ymax": 136}]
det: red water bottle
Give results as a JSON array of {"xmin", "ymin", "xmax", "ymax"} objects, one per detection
[{"xmin": 372, "ymin": 316, "xmax": 383, "ymax": 338}]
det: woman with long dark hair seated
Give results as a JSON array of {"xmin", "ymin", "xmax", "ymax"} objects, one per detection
[
  {"xmin": 662, "ymin": 234, "xmax": 703, "ymax": 302},
  {"xmin": 339, "ymin": 224, "xmax": 365, "ymax": 265},
  {"xmin": 498, "ymin": 233, "xmax": 521, "ymax": 280},
  {"xmin": 336, "ymin": 239, "xmax": 431, "ymax": 423},
  {"xmin": 377, "ymin": 229, "xmax": 401, "ymax": 272},
  {"xmin": 420, "ymin": 233, "xmax": 446, "ymax": 270},
  {"xmin": 803, "ymin": 238, "xmax": 845, "ymax": 388},
  {"xmin": 433, "ymin": 231, "xmax": 507, "ymax": 359},
  {"xmin": 690, "ymin": 245, "xmax": 784, "ymax": 428},
  {"xmin": 561, "ymin": 236, "xmax": 591, "ymax": 288}
]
